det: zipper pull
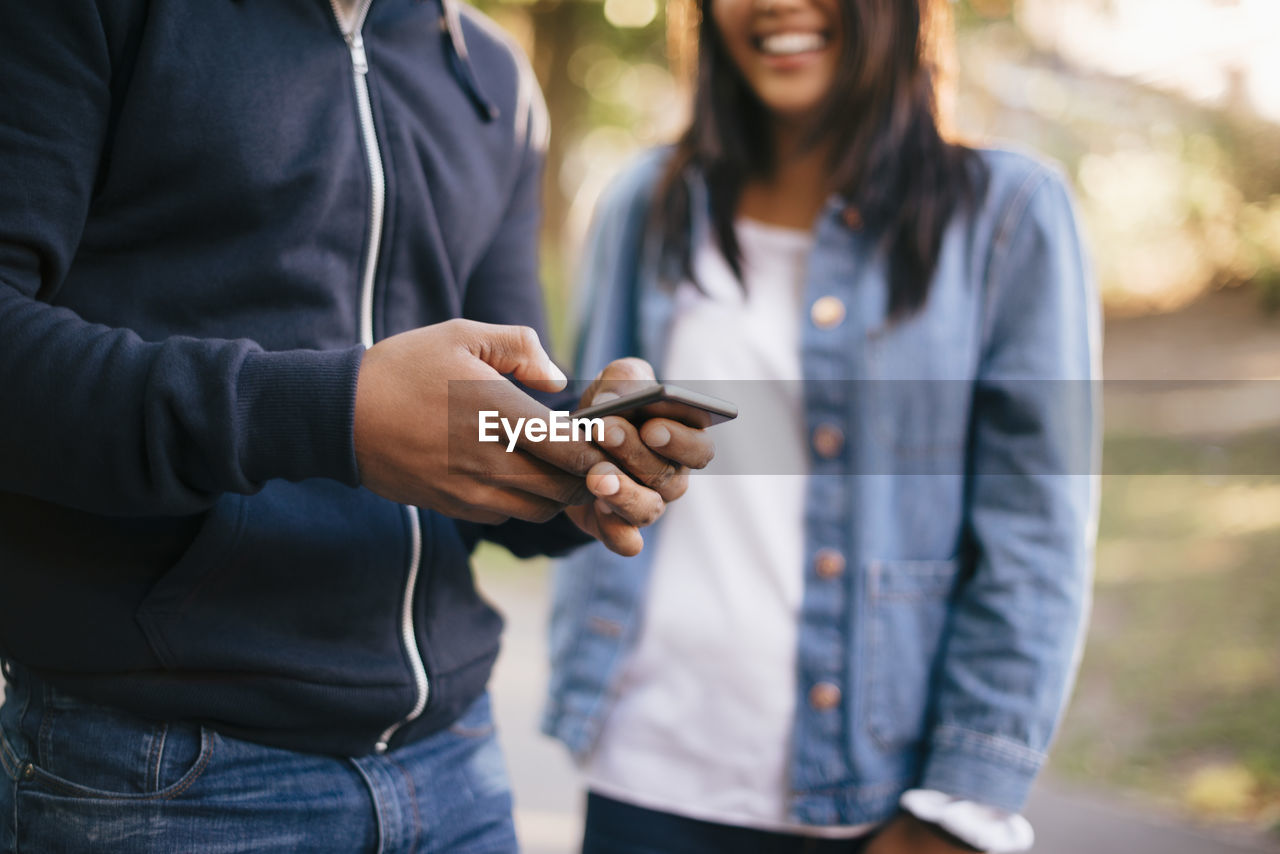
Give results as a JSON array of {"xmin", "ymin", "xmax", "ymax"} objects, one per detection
[{"xmin": 348, "ymin": 32, "xmax": 369, "ymax": 75}]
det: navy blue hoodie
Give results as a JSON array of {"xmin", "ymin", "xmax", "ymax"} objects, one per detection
[{"xmin": 0, "ymin": 0, "xmax": 589, "ymax": 755}]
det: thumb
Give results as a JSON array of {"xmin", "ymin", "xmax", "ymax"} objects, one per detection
[{"xmin": 464, "ymin": 322, "xmax": 568, "ymax": 392}]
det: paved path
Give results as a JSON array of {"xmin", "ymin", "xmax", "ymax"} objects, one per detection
[{"xmin": 483, "ymin": 566, "xmax": 1280, "ymax": 854}]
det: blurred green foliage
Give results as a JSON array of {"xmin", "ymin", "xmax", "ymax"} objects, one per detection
[{"xmin": 953, "ymin": 2, "xmax": 1280, "ymax": 315}]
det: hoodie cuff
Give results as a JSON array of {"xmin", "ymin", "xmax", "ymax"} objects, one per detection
[{"xmin": 235, "ymin": 345, "xmax": 364, "ymax": 487}]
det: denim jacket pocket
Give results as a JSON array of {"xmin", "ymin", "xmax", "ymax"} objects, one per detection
[{"xmin": 864, "ymin": 558, "xmax": 961, "ymax": 752}]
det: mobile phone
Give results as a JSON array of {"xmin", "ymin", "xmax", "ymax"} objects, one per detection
[{"xmin": 572, "ymin": 384, "xmax": 738, "ymax": 429}]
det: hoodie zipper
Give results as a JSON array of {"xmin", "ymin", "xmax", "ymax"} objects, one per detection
[{"xmin": 328, "ymin": 0, "xmax": 430, "ymax": 754}]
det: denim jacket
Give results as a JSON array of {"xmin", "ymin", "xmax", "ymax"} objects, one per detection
[{"xmin": 542, "ymin": 146, "xmax": 1100, "ymax": 823}]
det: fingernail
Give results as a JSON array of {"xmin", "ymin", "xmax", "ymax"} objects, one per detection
[
  {"xmin": 592, "ymin": 391, "xmax": 620, "ymax": 406},
  {"xmin": 547, "ymin": 361, "xmax": 568, "ymax": 386},
  {"xmin": 647, "ymin": 425, "xmax": 671, "ymax": 447},
  {"xmin": 604, "ymin": 427, "xmax": 626, "ymax": 448},
  {"xmin": 594, "ymin": 473, "xmax": 621, "ymax": 496},
  {"xmin": 597, "ymin": 500, "xmax": 613, "ymax": 515}
]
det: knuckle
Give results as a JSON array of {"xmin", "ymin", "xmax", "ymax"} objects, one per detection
[
  {"xmin": 615, "ymin": 488, "xmax": 663, "ymax": 527},
  {"xmin": 516, "ymin": 325, "xmax": 539, "ymax": 349},
  {"xmin": 529, "ymin": 502, "xmax": 561, "ymax": 524},
  {"xmin": 565, "ymin": 479, "xmax": 593, "ymax": 506},
  {"xmin": 637, "ymin": 499, "xmax": 664, "ymax": 527},
  {"xmin": 467, "ymin": 482, "xmax": 502, "ymax": 509},
  {"xmin": 509, "ymin": 499, "xmax": 542, "ymax": 523},
  {"xmin": 456, "ymin": 479, "xmax": 487, "ymax": 504},
  {"xmin": 441, "ymin": 317, "xmax": 471, "ymax": 341},
  {"xmin": 613, "ymin": 357, "xmax": 653, "ymax": 380},
  {"xmin": 661, "ymin": 472, "xmax": 689, "ymax": 501},
  {"xmin": 646, "ymin": 463, "xmax": 679, "ymax": 490},
  {"xmin": 602, "ymin": 414, "xmax": 629, "ymax": 433},
  {"xmin": 573, "ymin": 446, "xmax": 601, "ymax": 475},
  {"xmin": 455, "ymin": 494, "xmax": 507, "ymax": 525},
  {"xmin": 691, "ymin": 438, "xmax": 716, "ymax": 469}
]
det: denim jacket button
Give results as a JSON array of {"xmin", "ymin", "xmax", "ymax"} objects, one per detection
[
  {"xmin": 814, "ymin": 549, "xmax": 846, "ymax": 579},
  {"xmin": 810, "ymin": 295, "xmax": 846, "ymax": 330},
  {"xmin": 812, "ymin": 425, "xmax": 844, "ymax": 459},
  {"xmin": 809, "ymin": 682, "xmax": 842, "ymax": 711},
  {"xmin": 842, "ymin": 206, "xmax": 864, "ymax": 230}
]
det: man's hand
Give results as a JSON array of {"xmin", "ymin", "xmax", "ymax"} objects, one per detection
[
  {"xmin": 355, "ymin": 319, "xmax": 604, "ymax": 525},
  {"xmin": 354, "ymin": 322, "xmax": 712, "ymax": 556},
  {"xmin": 564, "ymin": 358, "xmax": 716, "ymax": 556},
  {"xmin": 864, "ymin": 814, "xmax": 982, "ymax": 854}
]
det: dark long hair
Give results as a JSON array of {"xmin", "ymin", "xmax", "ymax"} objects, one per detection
[{"xmin": 656, "ymin": 0, "xmax": 983, "ymax": 319}]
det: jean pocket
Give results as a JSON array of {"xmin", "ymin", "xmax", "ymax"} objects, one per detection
[
  {"xmin": 447, "ymin": 693, "xmax": 496, "ymax": 740},
  {"xmin": 864, "ymin": 558, "xmax": 961, "ymax": 752},
  {"xmin": 22, "ymin": 688, "xmax": 213, "ymax": 801}
]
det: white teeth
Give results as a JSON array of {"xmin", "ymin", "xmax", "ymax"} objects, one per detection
[{"xmin": 759, "ymin": 32, "xmax": 826, "ymax": 56}]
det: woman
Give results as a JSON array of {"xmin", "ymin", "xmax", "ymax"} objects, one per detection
[{"xmin": 545, "ymin": 0, "xmax": 1098, "ymax": 851}]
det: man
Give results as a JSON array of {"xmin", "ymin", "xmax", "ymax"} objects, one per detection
[{"xmin": 0, "ymin": 0, "xmax": 708, "ymax": 850}]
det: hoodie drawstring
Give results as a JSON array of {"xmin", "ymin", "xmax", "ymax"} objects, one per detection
[{"xmin": 436, "ymin": 0, "xmax": 499, "ymax": 122}]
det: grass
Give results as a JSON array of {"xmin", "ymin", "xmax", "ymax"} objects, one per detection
[{"xmin": 1051, "ymin": 428, "xmax": 1280, "ymax": 831}]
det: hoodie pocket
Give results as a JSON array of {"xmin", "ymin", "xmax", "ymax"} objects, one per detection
[
  {"xmin": 135, "ymin": 493, "xmax": 248, "ymax": 669},
  {"xmin": 864, "ymin": 558, "xmax": 961, "ymax": 751},
  {"xmin": 136, "ymin": 479, "xmax": 409, "ymax": 686}
]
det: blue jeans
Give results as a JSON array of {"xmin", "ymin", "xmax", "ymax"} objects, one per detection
[
  {"xmin": 0, "ymin": 663, "xmax": 517, "ymax": 853},
  {"xmin": 582, "ymin": 793, "xmax": 871, "ymax": 854}
]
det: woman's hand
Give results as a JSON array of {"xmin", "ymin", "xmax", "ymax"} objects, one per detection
[
  {"xmin": 864, "ymin": 814, "xmax": 982, "ymax": 854},
  {"xmin": 565, "ymin": 358, "xmax": 716, "ymax": 555}
]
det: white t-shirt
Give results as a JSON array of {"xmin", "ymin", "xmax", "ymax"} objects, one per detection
[{"xmin": 583, "ymin": 218, "xmax": 860, "ymax": 835}]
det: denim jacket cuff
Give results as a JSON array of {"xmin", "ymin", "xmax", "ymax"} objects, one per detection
[{"xmin": 918, "ymin": 724, "xmax": 1047, "ymax": 814}]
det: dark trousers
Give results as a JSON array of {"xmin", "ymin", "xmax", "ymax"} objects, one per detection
[{"xmin": 582, "ymin": 792, "xmax": 873, "ymax": 854}]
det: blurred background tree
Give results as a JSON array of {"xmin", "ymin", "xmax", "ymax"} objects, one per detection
[
  {"xmin": 473, "ymin": 0, "xmax": 1280, "ymax": 839},
  {"xmin": 958, "ymin": 0, "xmax": 1280, "ymax": 315},
  {"xmin": 477, "ymin": 0, "xmax": 690, "ymax": 351}
]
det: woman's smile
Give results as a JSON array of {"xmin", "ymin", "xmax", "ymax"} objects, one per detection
[{"xmin": 714, "ymin": 0, "xmax": 842, "ymax": 122}]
